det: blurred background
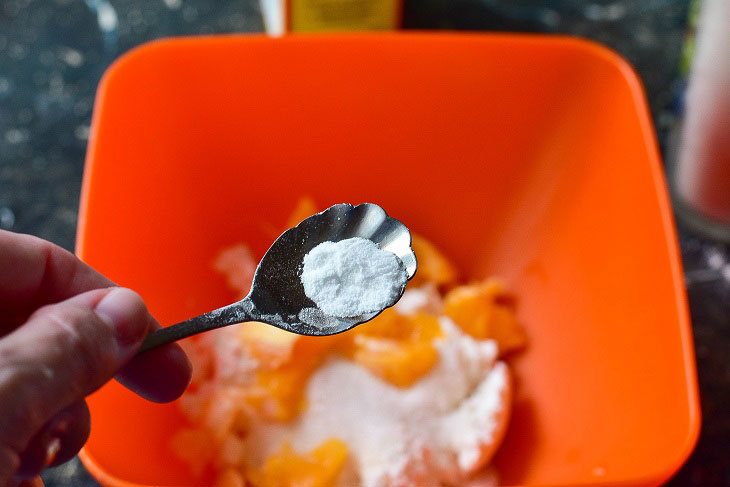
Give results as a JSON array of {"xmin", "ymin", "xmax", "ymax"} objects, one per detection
[{"xmin": 0, "ymin": 0, "xmax": 728, "ymax": 485}]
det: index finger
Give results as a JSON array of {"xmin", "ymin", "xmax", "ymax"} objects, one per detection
[
  {"xmin": 0, "ymin": 230, "xmax": 113, "ymax": 333},
  {"xmin": 0, "ymin": 231, "xmax": 191, "ymax": 403}
]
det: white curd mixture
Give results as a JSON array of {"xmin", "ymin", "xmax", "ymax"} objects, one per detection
[{"xmin": 173, "ymin": 201, "xmax": 525, "ymax": 487}]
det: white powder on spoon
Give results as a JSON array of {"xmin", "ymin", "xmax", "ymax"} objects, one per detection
[{"xmin": 300, "ymin": 237, "xmax": 407, "ymax": 317}]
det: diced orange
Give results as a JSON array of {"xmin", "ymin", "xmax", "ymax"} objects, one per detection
[
  {"xmin": 409, "ymin": 234, "xmax": 459, "ymax": 288},
  {"xmin": 247, "ymin": 438, "xmax": 348, "ymax": 487},
  {"xmin": 247, "ymin": 365, "xmax": 312, "ymax": 422},
  {"xmin": 350, "ymin": 308, "xmax": 442, "ymax": 342},
  {"xmin": 310, "ymin": 438, "xmax": 349, "ymax": 476},
  {"xmin": 351, "ymin": 336, "xmax": 439, "ymax": 387},
  {"xmin": 245, "ymin": 335, "xmax": 342, "ymax": 422},
  {"xmin": 286, "ymin": 196, "xmax": 318, "ymax": 228},
  {"xmin": 341, "ymin": 309, "xmax": 443, "ymax": 387},
  {"xmin": 443, "ymin": 280, "xmax": 526, "ymax": 355},
  {"xmin": 486, "ymin": 305, "xmax": 527, "ymax": 356},
  {"xmin": 443, "ymin": 280, "xmax": 501, "ymax": 339}
]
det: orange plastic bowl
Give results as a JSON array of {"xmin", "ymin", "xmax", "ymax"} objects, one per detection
[{"xmin": 76, "ymin": 33, "xmax": 699, "ymax": 487}]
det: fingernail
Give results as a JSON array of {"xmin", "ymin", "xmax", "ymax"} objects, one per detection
[{"xmin": 95, "ymin": 288, "xmax": 149, "ymax": 348}]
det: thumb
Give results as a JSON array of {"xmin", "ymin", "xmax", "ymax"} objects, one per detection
[{"xmin": 0, "ymin": 287, "xmax": 150, "ymax": 461}]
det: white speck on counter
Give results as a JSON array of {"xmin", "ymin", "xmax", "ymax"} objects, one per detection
[
  {"xmin": 4, "ymin": 128, "xmax": 28, "ymax": 144},
  {"xmin": 85, "ymin": 0, "xmax": 119, "ymax": 32},
  {"xmin": 722, "ymin": 265, "xmax": 730, "ymax": 282},
  {"xmin": 0, "ymin": 77, "xmax": 11, "ymax": 95},
  {"xmin": 74, "ymin": 125, "xmax": 90, "ymax": 140},
  {"xmin": 300, "ymin": 238, "xmax": 407, "ymax": 318},
  {"xmin": 0, "ymin": 207, "xmax": 15, "ymax": 230},
  {"xmin": 58, "ymin": 47, "xmax": 84, "ymax": 67},
  {"xmin": 706, "ymin": 247, "xmax": 726, "ymax": 270},
  {"xmin": 162, "ymin": 0, "xmax": 182, "ymax": 9}
]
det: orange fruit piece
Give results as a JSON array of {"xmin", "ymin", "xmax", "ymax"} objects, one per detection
[
  {"xmin": 443, "ymin": 279, "xmax": 526, "ymax": 356},
  {"xmin": 247, "ymin": 365, "xmax": 313, "ymax": 422},
  {"xmin": 247, "ymin": 438, "xmax": 348, "ymax": 487},
  {"xmin": 410, "ymin": 234, "xmax": 458, "ymax": 288},
  {"xmin": 342, "ymin": 309, "xmax": 443, "ymax": 387},
  {"xmin": 350, "ymin": 335, "xmax": 439, "ymax": 387},
  {"xmin": 351, "ymin": 307, "xmax": 442, "ymax": 341},
  {"xmin": 243, "ymin": 333, "xmax": 342, "ymax": 422}
]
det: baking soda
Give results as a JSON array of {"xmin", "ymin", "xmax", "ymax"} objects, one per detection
[{"xmin": 300, "ymin": 237, "xmax": 407, "ymax": 317}]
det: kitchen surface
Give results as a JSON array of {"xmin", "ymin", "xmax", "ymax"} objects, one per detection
[{"xmin": 1, "ymin": 1, "xmax": 728, "ymax": 485}]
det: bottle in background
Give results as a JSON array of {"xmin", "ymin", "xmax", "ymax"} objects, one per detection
[
  {"xmin": 673, "ymin": 0, "xmax": 730, "ymax": 241},
  {"xmin": 260, "ymin": 0, "xmax": 401, "ymax": 35}
]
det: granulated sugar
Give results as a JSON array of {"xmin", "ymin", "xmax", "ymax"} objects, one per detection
[
  {"xmin": 300, "ymin": 237, "xmax": 408, "ymax": 317},
  {"xmin": 240, "ymin": 317, "xmax": 508, "ymax": 487}
]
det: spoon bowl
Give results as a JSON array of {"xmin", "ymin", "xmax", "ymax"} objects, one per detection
[{"xmin": 139, "ymin": 203, "xmax": 416, "ymax": 352}]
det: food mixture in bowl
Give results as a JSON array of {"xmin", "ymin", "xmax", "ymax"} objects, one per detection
[{"xmin": 171, "ymin": 199, "xmax": 526, "ymax": 487}]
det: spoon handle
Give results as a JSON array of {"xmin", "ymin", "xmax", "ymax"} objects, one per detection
[{"xmin": 138, "ymin": 298, "xmax": 255, "ymax": 354}]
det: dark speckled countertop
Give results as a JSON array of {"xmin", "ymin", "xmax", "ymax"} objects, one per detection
[{"xmin": 1, "ymin": 1, "xmax": 728, "ymax": 485}]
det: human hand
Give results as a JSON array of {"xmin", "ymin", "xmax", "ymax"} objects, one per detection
[{"xmin": 0, "ymin": 230, "xmax": 192, "ymax": 486}]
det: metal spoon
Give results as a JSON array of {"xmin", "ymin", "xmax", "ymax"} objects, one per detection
[{"xmin": 139, "ymin": 203, "xmax": 417, "ymax": 353}]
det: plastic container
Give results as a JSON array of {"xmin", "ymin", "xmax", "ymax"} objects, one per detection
[{"xmin": 76, "ymin": 33, "xmax": 700, "ymax": 487}]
